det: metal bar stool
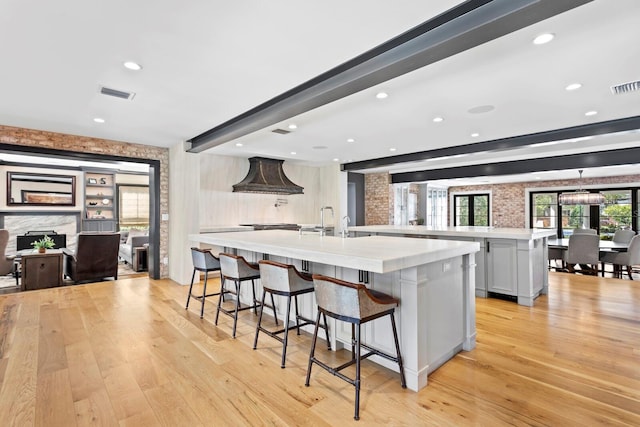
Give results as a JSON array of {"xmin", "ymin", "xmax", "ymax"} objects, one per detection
[
  {"xmin": 254, "ymin": 260, "xmax": 330, "ymax": 368},
  {"xmin": 305, "ymin": 274, "xmax": 406, "ymax": 421},
  {"xmin": 216, "ymin": 253, "xmax": 263, "ymax": 338},
  {"xmin": 185, "ymin": 247, "xmax": 221, "ymax": 318}
]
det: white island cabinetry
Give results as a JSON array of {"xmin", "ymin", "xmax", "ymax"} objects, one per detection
[
  {"xmin": 348, "ymin": 226, "xmax": 556, "ymax": 306},
  {"xmin": 189, "ymin": 230, "xmax": 479, "ymax": 392}
]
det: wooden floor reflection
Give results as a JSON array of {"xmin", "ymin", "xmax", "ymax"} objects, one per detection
[{"xmin": 0, "ymin": 272, "xmax": 638, "ymax": 426}]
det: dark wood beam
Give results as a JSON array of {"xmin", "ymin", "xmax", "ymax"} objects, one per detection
[{"xmin": 186, "ymin": 0, "xmax": 592, "ymax": 153}]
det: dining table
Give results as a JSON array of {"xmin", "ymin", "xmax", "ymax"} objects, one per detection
[{"xmin": 548, "ymin": 238, "xmax": 629, "ymax": 252}]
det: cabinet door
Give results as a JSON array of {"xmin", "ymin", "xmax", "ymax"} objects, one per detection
[{"xmin": 486, "ymin": 239, "xmax": 517, "ymax": 295}]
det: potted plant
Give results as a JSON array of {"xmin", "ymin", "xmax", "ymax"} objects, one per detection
[{"xmin": 31, "ymin": 235, "xmax": 56, "ymax": 253}]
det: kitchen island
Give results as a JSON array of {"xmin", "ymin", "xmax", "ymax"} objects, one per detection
[
  {"xmin": 348, "ymin": 225, "xmax": 557, "ymax": 306},
  {"xmin": 189, "ymin": 230, "xmax": 479, "ymax": 391}
]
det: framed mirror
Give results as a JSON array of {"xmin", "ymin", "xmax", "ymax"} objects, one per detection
[{"xmin": 7, "ymin": 172, "xmax": 76, "ymax": 206}]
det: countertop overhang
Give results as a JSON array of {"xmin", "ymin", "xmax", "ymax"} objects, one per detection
[
  {"xmin": 348, "ymin": 225, "xmax": 557, "ymax": 240},
  {"xmin": 189, "ymin": 230, "xmax": 479, "ymax": 274}
]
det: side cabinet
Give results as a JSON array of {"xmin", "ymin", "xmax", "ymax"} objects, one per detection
[{"xmin": 486, "ymin": 238, "xmax": 518, "ymax": 296}]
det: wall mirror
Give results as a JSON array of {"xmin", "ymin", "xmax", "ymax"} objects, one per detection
[{"xmin": 7, "ymin": 172, "xmax": 76, "ymax": 206}]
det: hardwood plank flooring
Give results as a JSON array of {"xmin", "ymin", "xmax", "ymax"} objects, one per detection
[{"xmin": 0, "ymin": 273, "xmax": 638, "ymax": 426}]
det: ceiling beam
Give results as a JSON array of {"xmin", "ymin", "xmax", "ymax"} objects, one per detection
[
  {"xmin": 391, "ymin": 146, "xmax": 640, "ymax": 183},
  {"xmin": 343, "ymin": 115, "xmax": 640, "ymax": 172},
  {"xmin": 186, "ymin": 0, "xmax": 592, "ymax": 153}
]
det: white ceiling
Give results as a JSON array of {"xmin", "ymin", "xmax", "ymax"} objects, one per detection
[{"xmin": 1, "ymin": 0, "xmax": 640, "ymax": 184}]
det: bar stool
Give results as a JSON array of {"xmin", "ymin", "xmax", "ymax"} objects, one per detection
[
  {"xmin": 254, "ymin": 260, "xmax": 330, "ymax": 368},
  {"xmin": 305, "ymin": 274, "xmax": 406, "ymax": 421},
  {"xmin": 216, "ymin": 253, "xmax": 262, "ymax": 338},
  {"xmin": 185, "ymin": 247, "xmax": 221, "ymax": 318}
]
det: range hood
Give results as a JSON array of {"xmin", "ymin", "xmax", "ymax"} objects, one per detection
[{"xmin": 232, "ymin": 157, "xmax": 304, "ymax": 195}]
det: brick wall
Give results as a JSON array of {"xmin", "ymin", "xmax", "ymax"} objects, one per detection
[
  {"xmin": 0, "ymin": 124, "xmax": 170, "ymax": 277},
  {"xmin": 364, "ymin": 173, "xmax": 390, "ymax": 225},
  {"xmin": 449, "ymin": 174, "xmax": 640, "ymax": 228}
]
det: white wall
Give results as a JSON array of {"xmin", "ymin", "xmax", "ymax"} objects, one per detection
[{"xmin": 199, "ymin": 153, "xmax": 334, "ymax": 227}]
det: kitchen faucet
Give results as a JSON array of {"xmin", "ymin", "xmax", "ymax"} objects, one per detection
[
  {"xmin": 341, "ymin": 215, "xmax": 351, "ymax": 238},
  {"xmin": 320, "ymin": 206, "xmax": 334, "ymax": 236}
]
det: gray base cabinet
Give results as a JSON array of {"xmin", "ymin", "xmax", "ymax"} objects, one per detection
[{"xmin": 82, "ymin": 219, "xmax": 117, "ymax": 232}]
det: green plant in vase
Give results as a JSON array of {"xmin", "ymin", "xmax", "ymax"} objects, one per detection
[{"xmin": 31, "ymin": 235, "xmax": 56, "ymax": 253}]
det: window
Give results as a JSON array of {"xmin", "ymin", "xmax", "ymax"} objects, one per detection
[
  {"xmin": 600, "ymin": 190, "xmax": 632, "ymax": 239},
  {"xmin": 530, "ymin": 187, "xmax": 638, "ymax": 238},
  {"xmin": 454, "ymin": 194, "xmax": 489, "ymax": 226},
  {"xmin": 532, "ymin": 193, "xmax": 558, "ymax": 229},
  {"xmin": 426, "ymin": 188, "xmax": 447, "ymax": 227},
  {"xmin": 118, "ymin": 185, "xmax": 149, "ymax": 228}
]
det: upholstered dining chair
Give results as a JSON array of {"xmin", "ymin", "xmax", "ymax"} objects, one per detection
[
  {"xmin": 600, "ymin": 234, "xmax": 640, "ymax": 279},
  {"xmin": 564, "ymin": 234, "xmax": 600, "ymax": 275},
  {"xmin": 572, "ymin": 228, "xmax": 597, "ymax": 235}
]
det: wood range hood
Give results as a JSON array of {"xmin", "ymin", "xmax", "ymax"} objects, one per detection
[{"xmin": 232, "ymin": 157, "xmax": 304, "ymax": 195}]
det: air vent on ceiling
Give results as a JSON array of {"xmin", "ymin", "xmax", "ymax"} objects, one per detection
[
  {"xmin": 271, "ymin": 128, "xmax": 291, "ymax": 135},
  {"xmin": 99, "ymin": 86, "xmax": 136, "ymax": 100},
  {"xmin": 610, "ymin": 80, "xmax": 640, "ymax": 95}
]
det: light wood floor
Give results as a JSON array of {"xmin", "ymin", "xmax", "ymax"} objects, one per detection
[{"xmin": 0, "ymin": 272, "xmax": 638, "ymax": 426}]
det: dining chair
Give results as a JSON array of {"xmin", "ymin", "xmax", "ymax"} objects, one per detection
[
  {"xmin": 572, "ymin": 228, "xmax": 597, "ymax": 235},
  {"xmin": 548, "ymin": 246, "xmax": 566, "ymax": 271},
  {"xmin": 599, "ymin": 230, "xmax": 635, "ymax": 277},
  {"xmin": 600, "ymin": 234, "xmax": 640, "ymax": 279},
  {"xmin": 564, "ymin": 234, "xmax": 599, "ymax": 275}
]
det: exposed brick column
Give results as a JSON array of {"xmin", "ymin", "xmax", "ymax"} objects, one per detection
[{"xmin": 364, "ymin": 172, "xmax": 391, "ymax": 225}]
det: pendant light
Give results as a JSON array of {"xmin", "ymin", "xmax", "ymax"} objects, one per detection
[{"xmin": 558, "ymin": 170, "xmax": 605, "ymax": 205}]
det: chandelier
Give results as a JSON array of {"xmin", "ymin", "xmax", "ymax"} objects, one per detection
[{"xmin": 558, "ymin": 170, "xmax": 605, "ymax": 205}]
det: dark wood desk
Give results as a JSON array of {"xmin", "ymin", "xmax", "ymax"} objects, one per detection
[{"xmin": 18, "ymin": 250, "xmax": 64, "ymax": 291}]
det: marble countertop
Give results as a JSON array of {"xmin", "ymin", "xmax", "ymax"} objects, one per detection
[
  {"xmin": 348, "ymin": 225, "xmax": 557, "ymax": 240},
  {"xmin": 199, "ymin": 225, "xmax": 254, "ymax": 233},
  {"xmin": 189, "ymin": 230, "xmax": 479, "ymax": 274}
]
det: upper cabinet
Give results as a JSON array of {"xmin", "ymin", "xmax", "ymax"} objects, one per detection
[{"xmin": 83, "ymin": 171, "xmax": 116, "ymax": 231}]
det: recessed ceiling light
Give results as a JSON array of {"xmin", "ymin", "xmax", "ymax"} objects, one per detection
[
  {"xmin": 376, "ymin": 92, "xmax": 388, "ymax": 99},
  {"xmin": 290, "ymin": 151, "xmax": 296, "ymax": 155},
  {"xmin": 93, "ymin": 117, "xmax": 105, "ymax": 123},
  {"xmin": 471, "ymin": 133, "xmax": 480, "ymax": 138},
  {"xmin": 467, "ymin": 105, "xmax": 495, "ymax": 114},
  {"xmin": 565, "ymin": 83, "xmax": 582, "ymax": 91},
  {"xmin": 123, "ymin": 61, "xmax": 142, "ymax": 71},
  {"xmin": 389, "ymin": 148, "xmax": 397, "ymax": 152},
  {"xmin": 347, "ymin": 138, "xmax": 355, "ymax": 143},
  {"xmin": 288, "ymin": 123, "xmax": 297, "ymax": 130},
  {"xmin": 533, "ymin": 33, "xmax": 554, "ymax": 45},
  {"xmin": 433, "ymin": 116, "xmax": 444, "ymax": 123},
  {"xmin": 235, "ymin": 143, "xmax": 243, "ymax": 147},
  {"xmin": 333, "ymin": 158, "xmax": 340, "ymax": 162},
  {"xmin": 585, "ymin": 110, "xmax": 598, "ymax": 116}
]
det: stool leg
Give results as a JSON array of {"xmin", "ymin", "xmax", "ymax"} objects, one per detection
[
  {"xmin": 354, "ymin": 323, "xmax": 361, "ymax": 421},
  {"xmin": 390, "ymin": 313, "xmax": 406, "ymax": 388},
  {"xmin": 215, "ymin": 276, "xmax": 225, "ymax": 325},
  {"xmin": 232, "ymin": 279, "xmax": 241, "ymax": 338},
  {"xmin": 294, "ymin": 295, "xmax": 301, "ymax": 335},
  {"xmin": 322, "ymin": 312, "xmax": 331, "ymax": 350},
  {"xmin": 281, "ymin": 296, "xmax": 292, "ymax": 368},
  {"xmin": 185, "ymin": 268, "xmax": 196, "ymax": 310},
  {"xmin": 305, "ymin": 311, "xmax": 322, "ymax": 387},
  {"xmin": 350, "ymin": 324, "xmax": 356, "ymax": 360},
  {"xmin": 253, "ymin": 290, "xmax": 267, "ymax": 350},
  {"xmin": 251, "ymin": 279, "xmax": 258, "ymax": 315},
  {"xmin": 271, "ymin": 293, "xmax": 278, "ymax": 326},
  {"xmin": 200, "ymin": 271, "xmax": 208, "ymax": 318}
]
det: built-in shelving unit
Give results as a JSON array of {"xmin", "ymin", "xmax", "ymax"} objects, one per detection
[{"xmin": 83, "ymin": 171, "xmax": 117, "ymax": 231}]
